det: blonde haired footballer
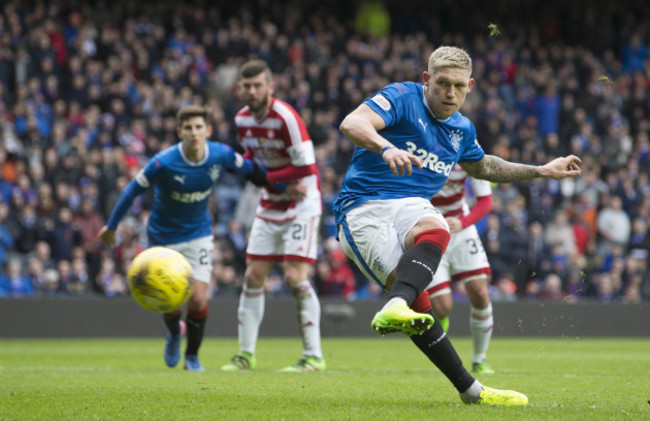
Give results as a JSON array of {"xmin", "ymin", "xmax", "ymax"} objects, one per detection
[{"xmin": 334, "ymin": 45, "xmax": 581, "ymax": 405}]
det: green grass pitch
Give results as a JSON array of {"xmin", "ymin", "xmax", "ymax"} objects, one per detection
[{"xmin": 1, "ymin": 337, "xmax": 648, "ymax": 420}]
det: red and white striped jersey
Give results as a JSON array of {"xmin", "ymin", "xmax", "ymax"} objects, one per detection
[
  {"xmin": 235, "ymin": 98, "xmax": 321, "ymax": 222},
  {"xmin": 430, "ymin": 165, "xmax": 491, "ymax": 218}
]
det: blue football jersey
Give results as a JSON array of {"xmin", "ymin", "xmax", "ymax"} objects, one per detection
[
  {"xmin": 333, "ymin": 82, "xmax": 485, "ymax": 225},
  {"xmin": 107, "ymin": 142, "xmax": 253, "ymax": 246}
]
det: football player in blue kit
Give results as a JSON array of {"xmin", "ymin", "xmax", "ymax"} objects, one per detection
[
  {"xmin": 333, "ymin": 46, "xmax": 582, "ymax": 405},
  {"xmin": 99, "ymin": 105, "xmax": 284, "ymax": 371}
]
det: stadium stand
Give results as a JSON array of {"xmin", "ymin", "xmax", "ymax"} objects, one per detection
[{"xmin": 0, "ymin": 0, "xmax": 648, "ymax": 303}]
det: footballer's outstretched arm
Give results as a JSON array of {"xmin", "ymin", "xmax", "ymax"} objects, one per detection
[
  {"xmin": 99, "ymin": 180, "xmax": 147, "ymax": 246},
  {"xmin": 339, "ymin": 103, "xmax": 389, "ymax": 153},
  {"xmin": 339, "ymin": 104, "xmax": 423, "ymax": 176},
  {"xmin": 461, "ymin": 154, "xmax": 582, "ymax": 183}
]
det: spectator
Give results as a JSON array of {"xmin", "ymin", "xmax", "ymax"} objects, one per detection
[
  {"xmin": 65, "ymin": 257, "xmax": 89, "ymax": 295},
  {"xmin": 0, "ymin": 203, "xmax": 15, "ymax": 272},
  {"xmin": 72, "ymin": 196, "xmax": 104, "ymax": 277},
  {"xmin": 534, "ymin": 82, "xmax": 560, "ymax": 138},
  {"xmin": 0, "ymin": 0, "xmax": 647, "ymax": 302},
  {"xmin": 41, "ymin": 268, "xmax": 62, "ymax": 297},
  {"xmin": 545, "ymin": 210, "xmax": 577, "ymax": 257},
  {"xmin": 526, "ymin": 221, "xmax": 552, "ymax": 281},
  {"xmin": 8, "ymin": 202, "xmax": 40, "ymax": 261},
  {"xmin": 621, "ymin": 32, "xmax": 648, "ymax": 74},
  {"xmin": 490, "ymin": 274, "xmax": 517, "ymax": 303},
  {"xmin": 355, "ymin": 1, "xmax": 390, "ymax": 39},
  {"xmin": 95, "ymin": 255, "xmax": 127, "ymax": 297},
  {"xmin": 537, "ymin": 274, "xmax": 567, "ymax": 301},
  {"xmin": 523, "ymin": 280, "xmax": 541, "ymax": 301},
  {"xmin": 320, "ymin": 248, "xmax": 356, "ymax": 300},
  {"xmin": 213, "ymin": 263, "xmax": 241, "ymax": 297},
  {"xmin": 481, "ymin": 214, "xmax": 510, "ymax": 282},
  {"xmin": 26, "ymin": 257, "xmax": 46, "ymax": 292},
  {"xmin": 597, "ymin": 195, "xmax": 631, "ymax": 251},
  {"xmin": 628, "ymin": 217, "xmax": 650, "ymax": 257},
  {"xmin": 43, "ymin": 206, "xmax": 81, "ymax": 263},
  {"xmin": 0, "ymin": 259, "xmax": 34, "ymax": 296}
]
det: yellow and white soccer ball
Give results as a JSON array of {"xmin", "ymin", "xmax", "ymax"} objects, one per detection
[{"xmin": 127, "ymin": 247, "xmax": 193, "ymax": 313}]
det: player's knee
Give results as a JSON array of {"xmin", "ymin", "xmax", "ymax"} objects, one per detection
[
  {"xmin": 430, "ymin": 293, "xmax": 453, "ymax": 318},
  {"xmin": 282, "ymin": 261, "xmax": 309, "ymax": 287},
  {"xmin": 438, "ymin": 303, "xmax": 453, "ymax": 318},
  {"xmin": 190, "ymin": 281, "xmax": 209, "ymax": 307},
  {"xmin": 244, "ymin": 275, "xmax": 265, "ymax": 289},
  {"xmin": 466, "ymin": 277, "xmax": 491, "ymax": 307},
  {"xmin": 244, "ymin": 268, "xmax": 267, "ymax": 288},
  {"xmin": 431, "ymin": 299, "xmax": 452, "ymax": 318}
]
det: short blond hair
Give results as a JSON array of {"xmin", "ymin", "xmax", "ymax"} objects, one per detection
[{"xmin": 427, "ymin": 46, "xmax": 472, "ymax": 75}]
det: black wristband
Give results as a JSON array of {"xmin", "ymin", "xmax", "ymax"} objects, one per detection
[{"xmin": 248, "ymin": 162, "xmax": 269, "ymax": 187}]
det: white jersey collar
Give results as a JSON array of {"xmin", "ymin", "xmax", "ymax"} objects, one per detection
[
  {"xmin": 178, "ymin": 142, "xmax": 209, "ymax": 166},
  {"xmin": 422, "ymin": 85, "xmax": 453, "ymax": 123}
]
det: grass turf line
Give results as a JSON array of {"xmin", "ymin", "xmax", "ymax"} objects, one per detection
[{"xmin": 1, "ymin": 337, "xmax": 648, "ymax": 420}]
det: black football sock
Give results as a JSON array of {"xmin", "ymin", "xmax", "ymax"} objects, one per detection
[
  {"xmin": 410, "ymin": 311, "xmax": 476, "ymax": 392},
  {"xmin": 163, "ymin": 310, "xmax": 182, "ymax": 335},
  {"xmin": 185, "ymin": 305, "xmax": 208, "ymax": 356},
  {"xmin": 388, "ymin": 242, "xmax": 444, "ymax": 305}
]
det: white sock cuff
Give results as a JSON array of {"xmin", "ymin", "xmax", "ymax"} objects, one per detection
[
  {"xmin": 459, "ymin": 380, "xmax": 483, "ymax": 403},
  {"xmin": 294, "ymin": 280, "xmax": 312, "ymax": 289},
  {"xmin": 382, "ymin": 297, "xmax": 407, "ymax": 311},
  {"xmin": 470, "ymin": 303, "xmax": 492, "ymax": 317},
  {"xmin": 243, "ymin": 286, "xmax": 264, "ymax": 296}
]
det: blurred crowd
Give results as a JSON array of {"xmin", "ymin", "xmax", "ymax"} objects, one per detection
[{"xmin": 0, "ymin": 0, "xmax": 649, "ymax": 304}]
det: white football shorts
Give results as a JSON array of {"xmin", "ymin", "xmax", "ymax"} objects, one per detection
[
  {"xmin": 426, "ymin": 224, "xmax": 491, "ymax": 297},
  {"xmin": 246, "ymin": 214, "xmax": 320, "ymax": 263},
  {"xmin": 338, "ymin": 197, "xmax": 448, "ymax": 291},
  {"xmin": 165, "ymin": 235, "xmax": 214, "ymax": 284}
]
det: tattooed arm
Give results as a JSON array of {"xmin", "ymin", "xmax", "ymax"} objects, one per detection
[{"xmin": 461, "ymin": 154, "xmax": 582, "ymax": 183}]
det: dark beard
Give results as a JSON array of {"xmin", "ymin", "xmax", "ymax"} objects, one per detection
[{"xmin": 249, "ymin": 96, "xmax": 269, "ymax": 114}]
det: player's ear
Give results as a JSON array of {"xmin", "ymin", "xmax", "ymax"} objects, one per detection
[
  {"xmin": 467, "ymin": 78, "xmax": 475, "ymax": 92},
  {"xmin": 206, "ymin": 124, "xmax": 213, "ymax": 137},
  {"xmin": 422, "ymin": 71, "xmax": 430, "ymax": 86}
]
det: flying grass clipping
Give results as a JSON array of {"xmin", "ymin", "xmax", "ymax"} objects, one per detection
[
  {"xmin": 488, "ymin": 23, "xmax": 501, "ymax": 38},
  {"xmin": 599, "ymin": 75, "xmax": 613, "ymax": 85}
]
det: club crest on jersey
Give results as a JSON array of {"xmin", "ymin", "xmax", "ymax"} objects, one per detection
[
  {"xmin": 267, "ymin": 129, "xmax": 274, "ymax": 138},
  {"xmin": 449, "ymin": 129, "xmax": 463, "ymax": 152},
  {"xmin": 258, "ymin": 137, "xmax": 265, "ymax": 147},
  {"xmin": 208, "ymin": 164, "xmax": 221, "ymax": 181}
]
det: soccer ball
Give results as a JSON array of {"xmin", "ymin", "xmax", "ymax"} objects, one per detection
[{"xmin": 127, "ymin": 247, "xmax": 193, "ymax": 313}]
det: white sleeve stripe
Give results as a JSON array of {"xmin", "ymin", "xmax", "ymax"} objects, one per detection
[
  {"xmin": 135, "ymin": 169, "xmax": 150, "ymax": 188},
  {"xmin": 289, "ymin": 140, "xmax": 316, "ymax": 166},
  {"xmin": 273, "ymin": 102, "xmax": 307, "ymax": 147},
  {"xmin": 235, "ymin": 115, "xmax": 284, "ymax": 129},
  {"xmin": 469, "ymin": 177, "xmax": 492, "ymax": 196}
]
